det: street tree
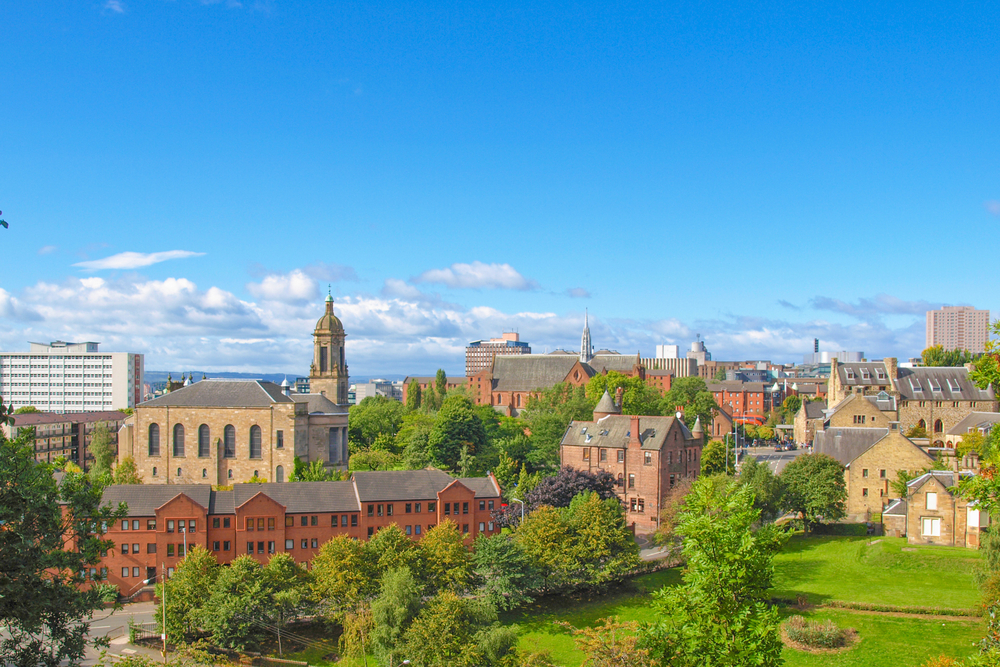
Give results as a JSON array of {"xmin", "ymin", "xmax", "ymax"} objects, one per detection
[
  {"xmin": 780, "ymin": 453, "xmax": 847, "ymax": 533},
  {"xmin": 642, "ymin": 477, "xmax": 786, "ymax": 667},
  {"xmin": 157, "ymin": 546, "xmax": 218, "ymax": 640}
]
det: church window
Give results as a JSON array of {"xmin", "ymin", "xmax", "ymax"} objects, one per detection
[
  {"xmin": 224, "ymin": 425, "xmax": 236, "ymax": 458},
  {"xmin": 328, "ymin": 428, "xmax": 339, "ymax": 462},
  {"xmin": 340, "ymin": 346, "xmax": 344, "ymax": 368},
  {"xmin": 198, "ymin": 425, "xmax": 210, "ymax": 457},
  {"xmin": 276, "ymin": 430, "xmax": 284, "ymax": 449},
  {"xmin": 148, "ymin": 424, "xmax": 160, "ymax": 456},
  {"xmin": 320, "ymin": 347, "xmax": 328, "ymax": 373},
  {"xmin": 173, "ymin": 424, "xmax": 185, "ymax": 457},
  {"xmin": 249, "ymin": 426, "xmax": 262, "ymax": 459},
  {"xmin": 276, "ymin": 465, "xmax": 284, "ymax": 483},
  {"xmin": 934, "ymin": 419, "xmax": 943, "ymax": 433}
]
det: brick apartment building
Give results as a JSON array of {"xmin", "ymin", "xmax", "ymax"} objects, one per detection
[
  {"xmin": 97, "ymin": 469, "xmax": 502, "ymax": 595},
  {"xmin": 559, "ymin": 391, "xmax": 704, "ymax": 534},
  {"xmin": 2, "ymin": 410, "xmax": 127, "ymax": 471}
]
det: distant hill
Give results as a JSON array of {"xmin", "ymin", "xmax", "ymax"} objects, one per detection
[{"xmin": 144, "ymin": 371, "xmax": 302, "ymax": 384}]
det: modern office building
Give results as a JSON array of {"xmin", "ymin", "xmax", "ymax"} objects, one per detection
[
  {"xmin": 0, "ymin": 341, "xmax": 143, "ymax": 412},
  {"xmin": 926, "ymin": 306, "xmax": 991, "ymax": 353},
  {"xmin": 465, "ymin": 332, "xmax": 531, "ymax": 376}
]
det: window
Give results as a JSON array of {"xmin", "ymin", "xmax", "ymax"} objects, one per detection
[
  {"xmin": 257, "ymin": 542, "xmax": 265, "ymax": 554},
  {"xmin": 377, "ymin": 504, "xmax": 384, "ymax": 517},
  {"xmin": 862, "ymin": 469, "xmax": 869, "ymax": 478},
  {"xmin": 453, "ymin": 502, "xmax": 460, "ymax": 515},
  {"xmin": 311, "ymin": 538, "xmax": 318, "ymax": 548},
  {"xmin": 202, "ymin": 468, "xmax": 208, "ymax": 478},
  {"xmin": 444, "ymin": 503, "xmax": 451, "ymax": 515},
  {"xmin": 367, "ymin": 527, "xmax": 374, "ymax": 537},
  {"xmin": 178, "ymin": 544, "xmax": 185, "ymax": 557},
  {"xmin": 462, "ymin": 524, "xmax": 469, "ymax": 534},
  {"xmin": 386, "ymin": 506, "xmax": 393, "ymax": 517},
  {"xmin": 879, "ymin": 469, "xmax": 886, "ymax": 479},
  {"xmin": 276, "ymin": 465, "xmax": 284, "ymax": 483},
  {"xmin": 600, "ymin": 449, "xmax": 607, "ymax": 462},
  {"xmin": 479, "ymin": 522, "xmax": 485, "ymax": 532},
  {"xmin": 153, "ymin": 466, "xmax": 158, "ymax": 476},
  {"xmin": 934, "ymin": 419, "xmax": 943, "ymax": 433},
  {"xmin": 463, "ymin": 502, "xmax": 469, "ymax": 515},
  {"xmin": 246, "ymin": 518, "xmax": 254, "ymax": 531},
  {"xmin": 133, "ymin": 519, "xmax": 140, "ymax": 530},
  {"xmin": 479, "ymin": 500, "xmax": 485, "ymax": 511},
  {"xmin": 351, "ymin": 514, "xmax": 358, "ymax": 527},
  {"xmin": 249, "ymin": 425, "xmax": 262, "ymax": 459},
  {"xmin": 285, "ymin": 539, "xmax": 294, "ymax": 549},
  {"xmin": 228, "ymin": 469, "xmax": 233, "ymax": 479},
  {"xmin": 133, "ymin": 543, "xmax": 139, "ymax": 553},
  {"xmin": 167, "ymin": 520, "xmax": 175, "ymax": 533},
  {"xmin": 415, "ymin": 525, "xmax": 421, "ymax": 535},
  {"xmin": 628, "ymin": 473, "xmax": 635, "ymax": 488},
  {"xmin": 667, "ymin": 452, "xmax": 672, "ymax": 465},
  {"xmin": 223, "ymin": 541, "xmax": 230, "ymax": 551},
  {"xmin": 428, "ymin": 502, "xmax": 436, "ymax": 512},
  {"xmin": 617, "ymin": 449, "xmax": 624, "ymax": 463},
  {"xmin": 311, "ymin": 515, "xmax": 318, "ymax": 526},
  {"xmin": 862, "ymin": 488, "xmax": 869, "ymax": 497},
  {"xmin": 122, "ymin": 520, "xmax": 130, "ymax": 531},
  {"xmin": 921, "ymin": 517, "xmax": 941, "ymax": 537},
  {"xmin": 406, "ymin": 525, "xmax": 412, "ymax": 535},
  {"xmin": 173, "ymin": 423, "xmax": 185, "ymax": 457},
  {"xmin": 638, "ymin": 499, "xmax": 645, "ymax": 513},
  {"xmin": 488, "ymin": 500, "xmax": 494, "ymax": 510},
  {"xmin": 853, "ymin": 415, "xmax": 866, "ymax": 424},
  {"xmin": 122, "ymin": 567, "xmax": 130, "ymax": 578},
  {"xmin": 247, "ymin": 542, "xmax": 254, "ymax": 554},
  {"xmin": 198, "ymin": 424, "xmax": 210, "ymax": 457},
  {"xmin": 122, "ymin": 543, "xmax": 129, "ymax": 554},
  {"xmin": 145, "ymin": 423, "xmax": 161, "ymax": 457},
  {"xmin": 167, "ymin": 544, "xmax": 175, "ymax": 557},
  {"xmin": 416, "ymin": 502, "xmax": 422, "ymax": 513},
  {"xmin": 368, "ymin": 504, "xmax": 374, "ymax": 517},
  {"xmin": 269, "ymin": 541, "xmax": 276, "ymax": 554},
  {"xmin": 583, "ymin": 448, "xmax": 590, "ymax": 461},
  {"xmin": 618, "ymin": 473, "xmax": 624, "ymax": 487},
  {"xmin": 212, "ymin": 518, "xmax": 220, "ymax": 529},
  {"xmin": 147, "ymin": 543, "xmax": 156, "ymax": 554},
  {"xmin": 268, "ymin": 518, "xmax": 275, "ymax": 530},
  {"xmin": 488, "ymin": 521, "xmax": 494, "ymax": 531},
  {"xmin": 189, "ymin": 520, "xmax": 196, "ymax": 532},
  {"xmin": 926, "ymin": 492, "xmax": 938, "ymax": 510},
  {"xmin": 341, "ymin": 515, "xmax": 348, "ymax": 527},
  {"xmin": 276, "ymin": 430, "xmax": 284, "ymax": 449},
  {"xmin": 224, "ymin": 425, "xmax": 236, "ymax": 458},
  {"xmin": 213, "ymin": 541, "xmax": 220, "ymax": 551},
  {"xmin": 406, "ymin": 503, "xmax": 412, "ymax": 513},
  {"xmin": 630, "ymin": 498, "xmax": 637, "ymax": 512},
  {"xmin": 176, "ymin": 467, "xmax": 182, "ymax": 477},
  {"xmin": 257, "ymin": 518, "xmax": 265, "ymax": 531},
  {"xmin": 147, "ymin": 519, "xmax": 156, "ymax": 530},
  {"xmin": 644, "ymin": 452, "xmax": 652, "ymax": 466},
  {"xmin": 224, "ymin": 518, "xmax": 231, "ymax": 528}
]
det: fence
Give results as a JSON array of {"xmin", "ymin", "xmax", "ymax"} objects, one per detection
[{"xmin": 129, "ymin": 621, "xmax": 160, "ymax": 644}]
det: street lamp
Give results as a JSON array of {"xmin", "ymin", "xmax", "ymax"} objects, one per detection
[
  {"xmin": 510, "ymin": 497, "xmax": 525, "ymax": 523},
  {"xmin": 121, "ymin": 576, "xmax": 154, "ymax": 601}
]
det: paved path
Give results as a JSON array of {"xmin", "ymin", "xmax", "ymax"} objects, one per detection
[{"xmin": 81, "ymin": 602, "xmax": 162, "ymax": 666}]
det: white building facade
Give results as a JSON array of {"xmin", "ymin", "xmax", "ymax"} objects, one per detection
[{"xmin": 0, "ymin": 341, "xmax": 143, "ymax": 412}]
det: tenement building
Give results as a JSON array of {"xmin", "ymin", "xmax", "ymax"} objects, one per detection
[
  {"xmin": 96, "ymin": 470, "xmax": 502, "ymax": 594},
  {"xmin": 2, "ymin": 410, "xmax": 127, "ymax": 471},
  {"xmin": 559, "ymin": 390, "xmax": 704, "ymax": 534},
  {"xmin": 118, "ymin": 299, "xmax": 350, "ymax": 484}
]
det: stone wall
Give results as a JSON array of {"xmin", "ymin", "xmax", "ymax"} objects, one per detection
[{"xmin": 846, "ymin": 429, "xmax": 934, "ymax": 519}]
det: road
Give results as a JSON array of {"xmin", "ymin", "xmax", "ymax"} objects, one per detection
[
  {"xmin": 81, "ymin": 601, "xmax": 161, "ymax": 665},
  {"xmin": 747, "ymin": 445, "xmax": 805, "ymax": 474}
]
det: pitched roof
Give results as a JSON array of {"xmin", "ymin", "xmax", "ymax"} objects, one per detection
[
  {"xmin": 101, "ymin": 484, "xmax": 214, "ymax": 516},
  {"xmin": 594, "ymin": 390, "xmax": 620, "ymax": 415},
  {"xmin": 141, "ymin": 380, "xmax": 293, "ymax": 408},
  {"xmin": 895, "ymin": 367, "xmax": 994, "ymax": 402},
  {"xmin": 587, "ymin": 354, "xmax": 638, "ymax": 374},
  {"xmin": 813, "ymin": 427, "xmax": 889, "ymax": 466},
  {"xmin": 492, "ymin": 356, "xmax": 588, "ymax": 392},
  {"xmin": 804, "ymin": 401, "xmax": 827, "ymax": 420},
  {"xmin": 457, "ymin": 476, "xmax": 502, "ymax": 498},
  {"xmin": 291, "ymin": 393, "xmax": 348, "ymax": 414},
  {"xmin": 707, "ymin": 381, "xmax": 767, "ymax": 393},
  {"xmin": 835, "ymin": 362, "xmax": 891, "ymax": 387},
  {"xmin": 906, "ymin": 470, "xmax": 958, "ymax": 492},
  {"xmin": 883, "ymin": 498, "xmax": 906, "ymax": 516},
  {"xmin": 947, "ymin": 412, "xmax": 1000, "ymax": 436},
  {"xmin": 561, "ymin": 414, "xmax": 693, "ymax": 451},
  {"xmin": 352, "ymin": 469, "xmax": 457, "ymax": 502},
  {"xmin": 12, "ymin": 410, "xmax": 127, "ymax": 426},
  {"xmin": 233, "ymin": 481, "xmax": 359, "ymax": 512}
]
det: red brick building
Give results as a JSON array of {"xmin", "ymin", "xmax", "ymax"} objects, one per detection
[
  {"xmin": 3, "ymin": 410, "xmax": 127, "ymax": 471},
  {"xmin": 559, "ymin": 391, "xmax": 704, "ymax": 534},
  {"xmin": 97, "ymin": 470, "xmax": 502, "ymax": 596}
]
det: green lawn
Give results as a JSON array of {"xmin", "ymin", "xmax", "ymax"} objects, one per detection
[{"xmin": 771, "ymin": 536, "xmax": 982, "ymax": 610}]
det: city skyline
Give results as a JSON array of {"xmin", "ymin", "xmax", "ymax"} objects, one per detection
[{"xmin": 1, "ymin": 2, "xmax": 998, "ymax": 375}]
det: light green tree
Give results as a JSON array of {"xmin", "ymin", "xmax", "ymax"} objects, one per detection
[
  {"xmin": 401, "ymin": 591, "xmax": 515, "ymax": 667},
  {"xmin": 370, "ymin": 566, "xmax": 423, "ymax": 666},
  {"xmin": 348, "ymin": 395, "xmax": 408, "ymax": 452},
  {"xmin": 658, "ymin": 377, "xmax": 719, "ymax": 429},
  {"xmin": 700, "ymin": 439, "xmax": 734, "ymax": 475},
  {"xmin": 156, "ymin": 546, "xmax": 218, "ymax": 639},
  {"xmin": 310, "ymin": 535, "xmax": 376, "ymax": 617},
  {"xmin": 780, "ymin": 453, "xmax": 846, "ymax": 533},
  {"xmin": 564, "ymin": 491, "xmax": 640, "ymax": 587},
  {"xmin": 585, "ymin": 371, "xmax": 663, "ymax": 415},
  {"xmin": 111, "ymin": 456, "xmax": 143, "ymax": 484},
  {"xmin": 513, "ymin": 505, "xmax": 574, "ymax": 591},
  {"xmin": 406, "ymin": 380, "xmax": 422, "ymax": 410},
  {"xmin": 86, "ymin": 422, "xmax": 115, "ymax": 484},
  {"xmin": 420, "ymin": 519, "xmax": 473, "ymax": 592}
]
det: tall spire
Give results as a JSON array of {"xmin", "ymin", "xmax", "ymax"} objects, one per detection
[{"xmin": 580, "ymin": 309, "xmax": 593, "ymax": 363}]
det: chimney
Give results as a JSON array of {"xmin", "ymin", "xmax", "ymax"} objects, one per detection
[
  {"xmin": 675, "ymin": 405, "xmax": 684, "ymax": 420},
  {"xmin": 884, "ymin": 357, "xmax": 898, "ymax": 385},
  {"xmin": 615, "ymin": 386, "xmax": 624, "ymax": 409},
  {"xmin": 629, "ymin": 415, "xmax": 640, "ymax": 444}
]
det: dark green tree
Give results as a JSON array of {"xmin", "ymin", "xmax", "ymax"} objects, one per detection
[
  {"xmin": 780, "ymin": 453, "xmax": 847, "ymax": 533},
  {"xmin": 435, "ymin": 369, "xmax": 448, "ymax": 397},
  {"xmin": 406, "ymin": 380, "xmax": 422, "ymax": 410},
  {"xmin": 199, "ymin": 555, "xmax": 275, "ymax": 651},
  {"xmin": 713, "ymin": 367, "xmax": 728, "ymax": 381},
  {"xmin": 521, "ymin": 382, "xmax": 596, "ymax": 469},
  {"xmin": 472, "ymin": 533, "xmax": 540, "ymax": 610},
  {"xmin": 401, "ymin": 590, "xmax": 514, "ymax": 667},
  {"xmin": 427, "ymin": 396, "xmax": 487, "ymax": 471},
  {"xmin": 370, "ymin": 566, "xmax": 423, "ymax": 666},
  {"xmin": 348, "ymin": 396, "xmax": 408, "ymax": 452},
  {"xmin": 642, "ymin": 477, "xmax": 786, "ymax": 667},
  {"xmin": 738, "ymin": 456, "xmax": 783, "ymax": 521},
  {"xmin": 0, "ymin": 427, "xmax": 128, "ymax": 667}
]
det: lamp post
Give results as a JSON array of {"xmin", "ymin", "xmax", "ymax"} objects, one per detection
[{"xmin": 510, "ymin": 497, "xmax": 525, "ymax": 523}]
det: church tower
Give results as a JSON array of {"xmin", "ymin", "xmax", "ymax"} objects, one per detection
[
  {"xmin": 310, "ymin": 293, "xmax": 349, "ymax": 404},
  {"xmin": 580, "ymin": 309, "xmax": 593, "ymax": 363}
]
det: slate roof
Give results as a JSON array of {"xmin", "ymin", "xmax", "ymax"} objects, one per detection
[
  {"xmin": 12, "ymin": 410, "xmax": 127, "ymax": 426},
  {"xmin": 587, "ymin": 354, "xmax": 639, "ymax": 374},
  {"xmin": 141, "ymin": 380, "xmax": 293, "ymax": 408},
  {"xmin": 594, "ymin": 390, "xmax": 620, "ymax": 415},
  {"xmin": 827, "ymin": 393, "xmax": 896, "ymax": 420},
  {"xmin": 352, "ymin": 469, "xmax": 458, "ymax": 502},
  {"xmin": 707, "ymin": 381, "xmax": 767, "ymax": 393},
  {"xmin": 895, "ymin": 367, "xmax": 994, "ymax": 402},
  {"xmin": 101, "ymin": 484, "xmax": 214, "ymax": 516},
  {"xmin": 906, "ymin": 470, "xmax": 958, "ymax": 492},
  {"xmin": 457, "ymin": 476, "xmax": 502, "ymax": 498},
  {"xmin": 882, "ymin": 498, "xmax": 906, "ymax": 516},
  {"xmin": 813, "ymin": 427, "xmax": 889, "ymax": 466},
  {"xmin": 561, "ymin": 414, "xmax": 692, "ymax": 451},
  {"xmin": 947, "ymin": 412, "xmax": 1000, "ymax": 436},
  {"xmin": 804, "ymin": 401, "xmax": 827, "ymax": 420},
  {"xmin": 233, "ymin": 481, "xmax": 359, "ymax": 512},
  {"xmin": 492, "ymin": 356, "xmax": 589, "ymax": 392},
  {"xmin": 291, "ymin": 393, "xmax": 348, "ymax": 414},
  {"xmin": 835, "ymin": 362, "xmax": 891, "ymax": 387}
]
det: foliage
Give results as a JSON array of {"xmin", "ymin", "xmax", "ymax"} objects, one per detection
[
  {"xmin": 396, "ymin": 412, "xmax": 436, "ymax": 465},
  {"xmin": 658, "ymin": 376, "xmax": 719, "ymax": 429},
  {"xmin": 783, "ymin": 615, "xmax": 851, "ymax": 649},
  {"xmin": 435, "ymin": 368, "xmax": 448, "ymax": 397},
  {"xmin": 370, "ymin": 566, "xmax": 423, "ymax": 666},
  {"xmin": 521, "ymin": 382, "xmax": 597, "ymax": 469},
  {"xmin": 265, "ymin": 553, "xmax": 312, "ymax": 638},
  {"xmin": 561, "ymin": 616, "xmax": 651, "ymax": 667},
  {"xmin": 348, "ymin": 395, "xmax": 408, "ymax": 452},
  {"xmin": 364, "ymin": 524, "xmax": 419, "ymax": 578},
  {"xmin": 198, "ymin": 555, "xmax": 275, "ymax": 651},
  {"xmin": 472, "ymin": 533, "xmax": 540, "ymax": 610},
  {"xmin": 957, "ymin": 466, "xmax": 1000, "ymax": 518},
  {"xmin": 493, "ymin": 466, "xmax": 617, "ymax": 527},
  {"xmin": 585, "ymin": 371, "xmax": 663, "ymax": 416},
  {"xmin": 420, "ymin": 519, "xmax": 473, "ymax": 592},
  {"xmin": 289, "ymin": 456, "xmax": 348, "ymax": 481},
  {"xmin": 246, "ymin": 472, "xmax": 268, "ymax": 483},
  {"xmin": 350, "ymin": 449, "xmax": 400, "ymax": 470},
  {"xmin": 971, "ymin": 321, "xmax": 1000, "ymax": 396},
  {"xmin": 156, "ymin": 546, "xmax": 219, "ymax": 640},
  {"xmin": 400, "ymin": 590, "xmax": 512, "ymax": 667},
  {"xmin": 923, "ymin": 345, "xmax": 978, "ymax": 367},
  {"xmin": 781, "ymin": 453, "xmax": 847, "ymax": 533},
  {"xmin": 0, "ymin": 429, "xmax": 129, "ymax": 667},
  {"xmin": 652, "ymin": 476, "xmax": 693, "ymax": 548},
  {"xmin": 563, "ymin": 491, "xmax": 640, "ymax": 587},
  {"xmin": 13, "ymin": 405, "xmax": 40, "ymax": 414},
  {"xmin": 739, "ymin": 456, "xmax": 783, "ymax": 521},
  {"xmin": 87, "ymin": 422, "xmax": 115, "ymax": 484},
  {"xmin": 714, "ymin": 368, "xmax": 728, "ymax": 381},
  {"xmin": 514, "ymin": 505, "xmax": 575, "ymax": 591},
  {"xmin": 338, "ymin": 604, "xmax": 373, "ymax": 660},
  {"xmin": 310, "ymin": 535, "xmax": 376, "ymax": 616},
  {"xmin": 905, "ymin": 424, "xmax": 929, "ymax": 438},
  {"xmin": 781, "ymin": 394, "xmax": 802, "ymax": 422},
  {"xmin": 641, "ymin": 477, "xmax": 786, "ymax": 667},
  {"xmin": 891, "ymin": 469, "xmax": 916, "ymax": 498},
  {"xmin": 427, "ymin": 396, "xmax": 487, "ymax": 471},
  {"xmin": 406, "ymin": 380, "xmax": 422, "ymax": 410},
  {"xmin": 111, "ymin": 456, "xmax": 143, "ymax": 484},
  {"xmin": 700, "ymin": 439, "xmax": 734, "ymax": 475}
]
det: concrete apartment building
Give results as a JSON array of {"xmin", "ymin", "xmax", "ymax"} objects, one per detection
[
  {"xmin": 926, "ymin": 306, "xmax": 990, "ymax": 353},
  {"xmin": 96, "ymin": 470, "xmax": 503, "ymax": 595},
  {"xmin": 3, "ymin": 410, "xmax": 127, "ymax": 471},
  {"xmin": 465, "ymin": 332, "xmax": 531, "ymax": 376},
  {"xmin": 0, "ymin": 341, "xmax": 143, "ymax": 412}
]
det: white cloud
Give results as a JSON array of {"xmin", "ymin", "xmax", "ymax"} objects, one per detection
[
  {"xmin": 74, "ymin": 250, "xmax": 205, "ymax": 271},
  {"xmin": 565, "ymin": 287, "xmax": 591, "ymax": 299},
  {"xmin": 104, "ymin": 0, "xmax": 125, "ymax": 12},
  {"xmin": 38, "ymin": 245, "xmax": 57, "ymax": 256},
  {"xmin": 412, "ymin": 262, "xmax": 539, "ymax": 290},
  {"xmin": 246, "ymin": 270, "xmax": 319, "ymax": 303}
]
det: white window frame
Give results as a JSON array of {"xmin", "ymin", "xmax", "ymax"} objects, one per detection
[{"xmin": 921, "ymin": 516, "xmax": 941, "ymax": 537}]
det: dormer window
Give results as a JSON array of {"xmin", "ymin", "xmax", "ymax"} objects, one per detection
[
  {"xmin": 876, "ymin": 368, "xmax": 886, "ymax": 380},
  {"xmin": 947, "ymin": 378, "xmax": 961, "ymax": 393},
  {"xmin": 846, "ymin": 369, "xmax": 856, "ymax": 380},
  {"xmin": 910, "ymin": 379, "xmax": 922, "ymax": 393},
  {"xmin": 861, "ymin": 369, "xmax": 871, "ymax": 380},
  {"xmin": 930, "ymin": 379, "xmax": 942, "ymax": 393}
]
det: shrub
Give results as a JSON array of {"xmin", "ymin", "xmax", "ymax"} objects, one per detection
[{"xmin": 784, "ymin": 615, "xmax": 851, "ymax": 649}]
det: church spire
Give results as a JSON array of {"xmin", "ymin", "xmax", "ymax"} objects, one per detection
[{"xmin": 580, "ymin": 309, "xmax": 593, "ymax": 363}]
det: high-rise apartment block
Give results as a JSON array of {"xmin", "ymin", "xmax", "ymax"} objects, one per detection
[
  {"xmin": 0, "ymin": 341, "xmax": 143, "ymax": 412},
  {"xmin": 926, "ymin": 306, "xmax": 991, "ymax": 353},
  {"xmin": 465, "ymin": 332, "xmax": 531, "ymax": 376}
]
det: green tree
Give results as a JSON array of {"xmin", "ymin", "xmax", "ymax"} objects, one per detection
[
  {"xmin": 781, "ymin": 395, "xmax": 802, "ymax": 422},
  {"xmin": 397, "ymin": 412, "xmax": 436, "ymax": 469},
  {"xmin": 265, "ymin": 553, "xmax": 311, "ymax": 651},
  {"xmin": 86, "ymin": 423, "xmax": 115, "ymax": 484},
  {"xmin": 200, "ymin": 555, "xmax": 275, "ymax": 651},
  {"xmin": 521, "ymin": 382, "xmax": 596, "ymax": 469},
  {"xmin": 700, "ymin": 439, "xmax": 734, "ymax": 475},
  {"xmin": 564, "ymin": 491, "xmax": 640, "ymax": 587},
  {"xmin": 780, "ymin": 453, "xmax": 847, "ymax": 533},
  {"xmin": 738, "ymin": 456, "xmax": 783, "ymax": 521},
  {"xmin": 13, "ymin": 405, "xmax": 40, "ymax": 414},
  {"xmin": 642, "ymin": 477, "xmax": 786, "ymax": 667},
  {"xmin": 289, "ymin": 456, "xmax": 344, "ymax": 481},
  {"xmin": 420, "ymin": 519, "xmax": 473, "ymax": 592},
  {"xmin": 427, "ymin": 396, "xmax": 487, "ymax": 471},
  {"xmin": 713, "ymin": 367, "xmax": 728, "ymax": 381},
  {"xmin": 585, "ymin": 371, "xmax": 663, "ymax": 416},
  {"xmin": 513, "ymin": 505, "xmax": 573, "ymax": 591},
  {"xmin": 111, "ymin": 456, "xmax": 143, "ymax": 484},
  {"xmin": 348, "ymin": 395, "xmax": 408, "ymax": 452},
  {"xmin": 472, "ymin": 533, "xmax": 540, "ymax": 610},
  {"xmin": 311, "ymin": 535, "xmax": 376, "ymax": 617},
  {"xmin": 350, "ymin": 449, "xmax": 401, "ymax": 470},
  {"xmin": 401, "ymin": 591, "xmax": 514, "ymax": 667},
  {"xmin": 923, "ymin": 344, "xmax": 977, "ymax": 367},
  {"xmin": 364, "ymin": 524, "xmax": 419, "ymax": 579},
  {"xmin": 156, "ymin": 546, "xmax": 218, "ymax": 639},
  {"xmin": 563, "ymin": 616, "xmax": 652, "ymax": 667},
  {"xmin": 659, "ymin": 377, "xmax": 719, "ymax": 429},
  {"xmin": 406, "ymin": 380, "xmax": 422, "ymax": 410},
  {"xmin": 370, "ymin": 566, "xmax": 423, "ymax": 666},
  {"xmin": 435, "ymin": 369, "xmax": 448, "ymax": 397},
  {"xmin": 0, "ymin": 427, "xmax": 129, "ymax": 667}
]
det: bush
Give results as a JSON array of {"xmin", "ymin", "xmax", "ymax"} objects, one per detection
[{"xmin": 784, "ymin": 615, "xmax": 851, "ymax": 649}]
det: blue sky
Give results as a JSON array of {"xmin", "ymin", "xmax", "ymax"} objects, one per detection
[{"xmin": 1, "ymin": 1, "xmax": 998, "ymax": 377}]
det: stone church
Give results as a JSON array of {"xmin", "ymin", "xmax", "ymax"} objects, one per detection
[{"xmin": 118, "ymin": 296, "xmax": 350, "ymax": 485}]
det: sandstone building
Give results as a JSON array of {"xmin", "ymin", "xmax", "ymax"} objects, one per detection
[{"xmin": 883, "ymin": 471, "xmax": 988, "ymax": 548}]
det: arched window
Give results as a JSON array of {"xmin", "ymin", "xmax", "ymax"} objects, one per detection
[
  {"xmin": 224, "ymin": 425, "xmax": 236, "ymax": 458},
  {"xmin": 249, "ymin": 425, "xmax": 262, "ymax": 459},
  {"xmin": 198, "ymin": 425, "xmax": 210, "ymax": 457},
  {"xmin": 152, "ymin": 466, "xmax": 158, "ymax": 476},
  {"xmin": 276, "ymin": 465, "xmax": 284, "ymax": 483},
  {"xmin": 227, "ymin": 469, "xmax": 233, "ymax": 479},
  {"xmin": 148, "ymin": 424, "xmax": 160, "ymax": 456},
  {"xmin": 173, "ymin": 424, "xmax": 185, "ymax": 457},
  {"xmin": 617, "ymin": 473, "xmax": 623, "ymax": 487},
  {"xmin": 917, "ymin": 419, "xmax": 926, "ymax": 430},
  {"xmin": 202, "ymin": 468, "xmax": 207, "ymax": 478},
  {"xmin": 176, "ymin": 467, "xmax": 182, "ymax": 477},
  {"xmin": 934, "ymin": 419, "xmax": 943, "ymax": 433}
]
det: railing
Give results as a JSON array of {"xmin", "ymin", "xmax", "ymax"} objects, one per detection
[{"xmin": 129, "ymin": 621, "xmax": 159, "ymax": 643}]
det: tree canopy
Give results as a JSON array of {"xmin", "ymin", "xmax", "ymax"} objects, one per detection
[
  {"xmin": 585, "ymin": 371, "xmax": 662, "ymax": 416},
  {"xmin": 426, "ymin": 396, "xmax": 488, "ymax": 471},
  {"xmin": 348, "ymin": 396, "xmax": 409, "ymax": 452},
  {"xmin": 780, "ymin": 453, "xmax": 846, "ymax": 532},
  {"xmin": 923, "ymin": 344, "xmax": 978, "ymax": 367},
  {"xmin": 658, "ymin": 377, "xmax": 719, "ymax": 428}
]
